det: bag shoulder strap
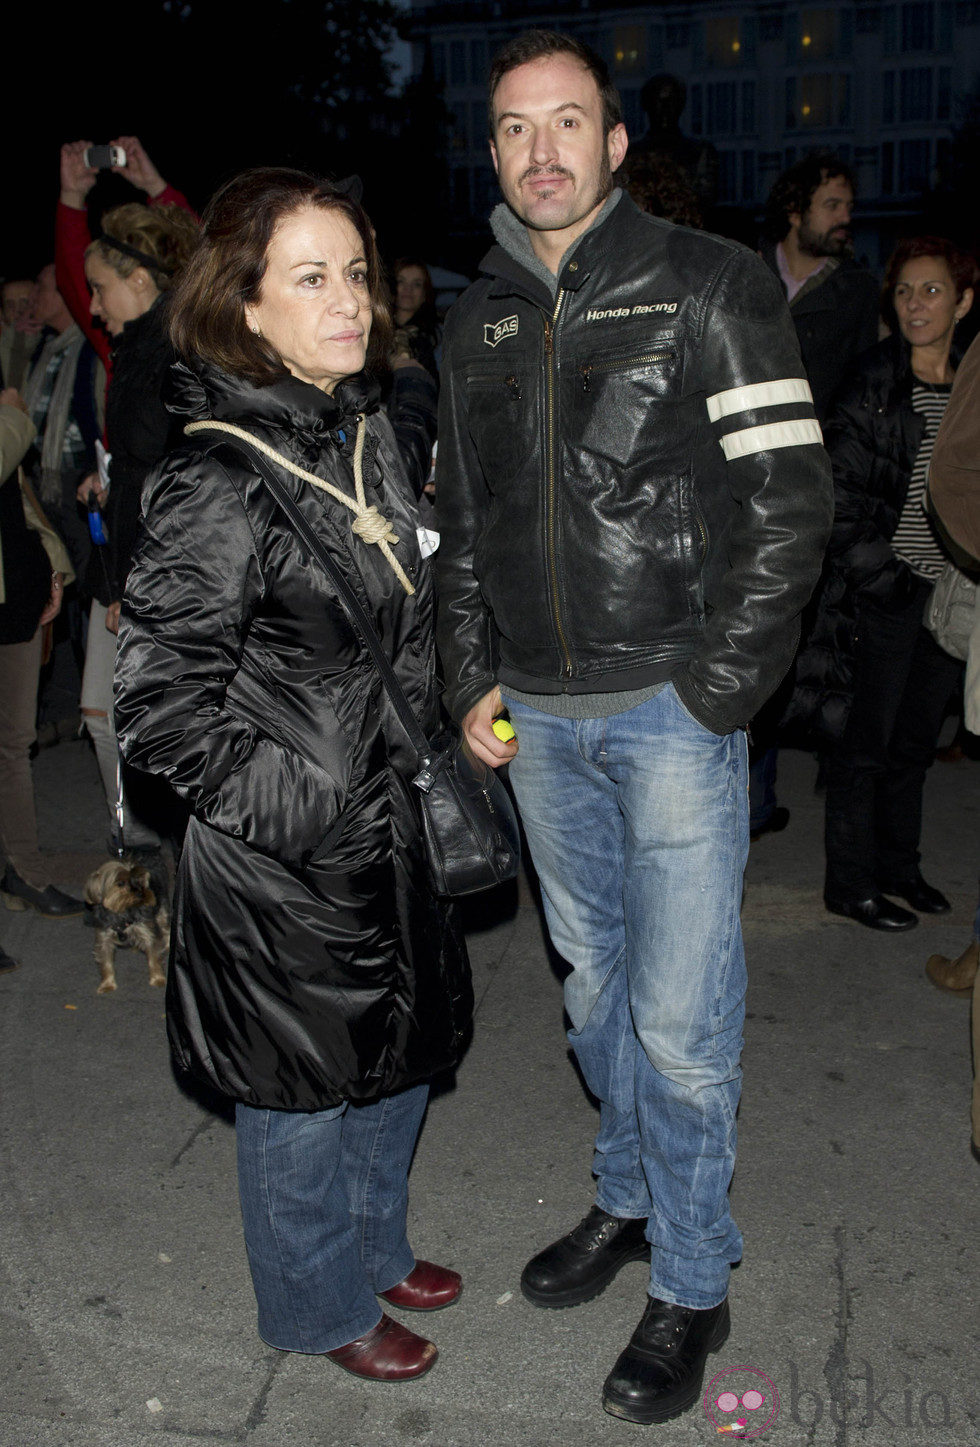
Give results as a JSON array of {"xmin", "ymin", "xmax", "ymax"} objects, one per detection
[{"xmin": 188, "ymin": 424, "xmax": 433, "ymax": 763}]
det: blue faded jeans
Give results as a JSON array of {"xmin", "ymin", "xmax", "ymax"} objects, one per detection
[
  {"xmin": 504, "ymin": 684, "xmax": 748, "ymax": 1310},
  {"xmin": 235, "ymin": 1083, "xmax": 428, "ymax": 1352}
]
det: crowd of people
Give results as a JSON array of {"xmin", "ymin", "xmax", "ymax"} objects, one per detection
[{"xmin": 0, "ymin": 26, "xmax": 977, "ymax": 1429}]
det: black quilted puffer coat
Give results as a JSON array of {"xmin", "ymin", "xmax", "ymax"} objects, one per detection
[{"xmin": 114, "ymin": 359, "xmax": 471, "ymax": 1110}]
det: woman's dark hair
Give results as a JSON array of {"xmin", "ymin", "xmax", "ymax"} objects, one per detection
[
  {"xmin": 169, "ymin": 167, "xmax": 392, "ymax": 385},
  {"xmin": 880, "ymin": 234, "xmax": 977, "ymax": 335},
  {"xmin": 762, "ymin": 151, "xmax": 856, "ymax": 242},
  {"xmin": 883, "ymin": 234, "xmax": 977, "ymax": 303},
  {"xmin": 487, "ymin": 29, "xmax": 622, "ymax": 138},
  {"xmin": 393, "ymin": 257, "xmax": 435, "ymax": 310}
]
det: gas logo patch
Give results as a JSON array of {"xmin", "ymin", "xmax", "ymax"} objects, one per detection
[{"xmin": 484, "ymin": 314, "xmax": 519, "ymax": 346}]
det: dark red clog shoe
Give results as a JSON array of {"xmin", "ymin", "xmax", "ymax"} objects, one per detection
[
  {"xmin": 380, "ymin": 1260, "xmax": 463, "ymax": 1312},
  {"xmin": 325, "ymin": 1313, "xmax": 437, "ymax": 1380}
]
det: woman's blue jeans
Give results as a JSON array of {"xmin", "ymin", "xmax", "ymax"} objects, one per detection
[
  {"xmin": 505, "ymin": 684, "xmax": 748, "ymax": 1311},
  {"xmin": 235, "ymin": 1083, "xmax": 428, "ymax": 1352}
]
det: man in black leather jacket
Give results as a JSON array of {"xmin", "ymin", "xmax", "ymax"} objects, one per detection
[{"xmin": 435, "ymin": 30, "xmax": 833, "ymax": 1426}]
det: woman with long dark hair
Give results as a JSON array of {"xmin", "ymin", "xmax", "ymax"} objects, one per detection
[{"xmin": 391, "ymin": 257, "xmax": 440, "ymax": 379}]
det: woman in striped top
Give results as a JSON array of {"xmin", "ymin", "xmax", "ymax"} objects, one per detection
[{"xmin": 820, "ymin": 235, "xmax": 975, "ymax": 931}]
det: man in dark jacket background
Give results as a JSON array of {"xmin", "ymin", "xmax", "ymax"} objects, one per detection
[
  {"xmin": 760, "ymin": 152, "xmax": 880, "ymax": 424},
  {"xmin": 750, "ymin": 154, "xmax": 880, "ymax": 838},
  {"xmin": 435, "ymin": 29, "xmax": 833, "ymax": 1428}
]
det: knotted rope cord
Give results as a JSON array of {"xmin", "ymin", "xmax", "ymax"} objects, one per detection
[{"xmin": 184, "ymin": 415, "xmax": 415, "ymax": 595}]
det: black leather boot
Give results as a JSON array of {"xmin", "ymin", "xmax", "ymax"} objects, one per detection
[
  {"xmin": 520, "ymin": 1206, "xmax": 649, "ymax": 1308},
  {"xmin": 878, "ymin": 870, "xmax": 951, "ymax": 914},
  {"xmin": 824, "ymin": 893, "xmax": 918, "ymax": 931},
  {"xmin": 603, "ymin": 1295, "xmax": 731, "ymax": 1424},
  {"xmin": 1, "ymin": 867, "xmax": 84, "ymax": 918}
]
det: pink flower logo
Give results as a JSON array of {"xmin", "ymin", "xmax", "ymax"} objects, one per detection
[{"xmin": 704, "ymin": 1366, "xmax": 781, "ymax": 1438}]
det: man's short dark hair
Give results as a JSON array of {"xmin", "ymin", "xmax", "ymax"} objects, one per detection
[
  {"xmin": 763, "ymin": 151, "xmax": 856, "ymax": 243},
  {"xmin": 487, "ymin": 29, "xmax": 623, "ymax": 139}
]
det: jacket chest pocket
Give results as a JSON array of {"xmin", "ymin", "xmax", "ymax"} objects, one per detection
[
  {"xmin": 465, "ymin": 367, "xmax": 529, "ymax": 489},
  {"xmin": 572, "ymin": 347, "xmax": 680, "ymax": 468}
]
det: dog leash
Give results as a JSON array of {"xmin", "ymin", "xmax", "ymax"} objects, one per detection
[{"xmin": 113, "ymin": 750, "xmax": 127, "ymax": 858}]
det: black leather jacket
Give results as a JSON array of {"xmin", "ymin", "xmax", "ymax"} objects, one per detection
[{"xmin": 436, "ymin": 194, "xmax": 834, "ymax": 735}]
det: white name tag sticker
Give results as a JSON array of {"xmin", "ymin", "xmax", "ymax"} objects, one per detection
[{"xmin": 417, "ymin": 526, "xmax": 440, "ymax": 559}]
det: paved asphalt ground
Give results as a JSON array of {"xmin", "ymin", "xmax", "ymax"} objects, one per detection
[{"xmin": 0, "ymin": 734, "xmax": 977, "ymax": 1447}]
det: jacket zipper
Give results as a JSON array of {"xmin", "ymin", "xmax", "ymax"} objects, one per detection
[
  {"xmin": 580, "ymin": 347, "xmax": 675, "ymax": 392},
  {"xmin": 693, "ymin": 507, "xmax": 707, "ymax": 559},
  {"xmin": 544, "ymin": 289, "xmax": 573, "ymax": 678},
  {"xmin": 467, "ymin": 372, "xmax": 523, "ymax": 399}
]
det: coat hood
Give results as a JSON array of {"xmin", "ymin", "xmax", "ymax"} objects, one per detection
[{"xmin": 165, "ymin": 357, "xmax": 381, "ymax": 444}]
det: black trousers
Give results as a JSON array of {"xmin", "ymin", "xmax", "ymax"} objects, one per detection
[{"xmin": 824, "ymin": 578, "xmax": 963, "ymax": 902}]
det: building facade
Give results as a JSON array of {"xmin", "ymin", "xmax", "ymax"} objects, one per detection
[{"xmin": 408, "ymin": 0, "xmax": 980, "ymax": 265}]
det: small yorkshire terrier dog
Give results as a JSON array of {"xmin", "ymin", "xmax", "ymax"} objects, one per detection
[{"xmin": 84, "ymin": 859, "xmax": 170, "ymax": 995}]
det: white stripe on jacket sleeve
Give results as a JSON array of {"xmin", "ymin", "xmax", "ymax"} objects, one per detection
[
  {"xmin": 706, "ymin": 377, "xmax": 814, "ymax": 421},
  {"xmin": 719, "ymin": 418, "xmax": 824, "ymax": 461}
]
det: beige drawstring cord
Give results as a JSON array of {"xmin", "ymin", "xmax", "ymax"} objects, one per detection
[{"xmin": 185, "ymin": 414, "xmax": 415, "ymax": 595}]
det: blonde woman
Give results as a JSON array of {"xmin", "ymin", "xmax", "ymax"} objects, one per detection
[{"xmin": 58, "ymin": 139, "xmax": 198, "ymax": 851}]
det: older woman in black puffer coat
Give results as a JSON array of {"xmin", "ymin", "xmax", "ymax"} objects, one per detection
[{"xmin": 114, "ymin": 169, "xmax": 471, "ymax": 1381}]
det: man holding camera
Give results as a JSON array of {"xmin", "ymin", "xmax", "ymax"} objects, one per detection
[{"xmin": 436, "ymin": 29, "xmax": 833, "ymax": 1425}]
